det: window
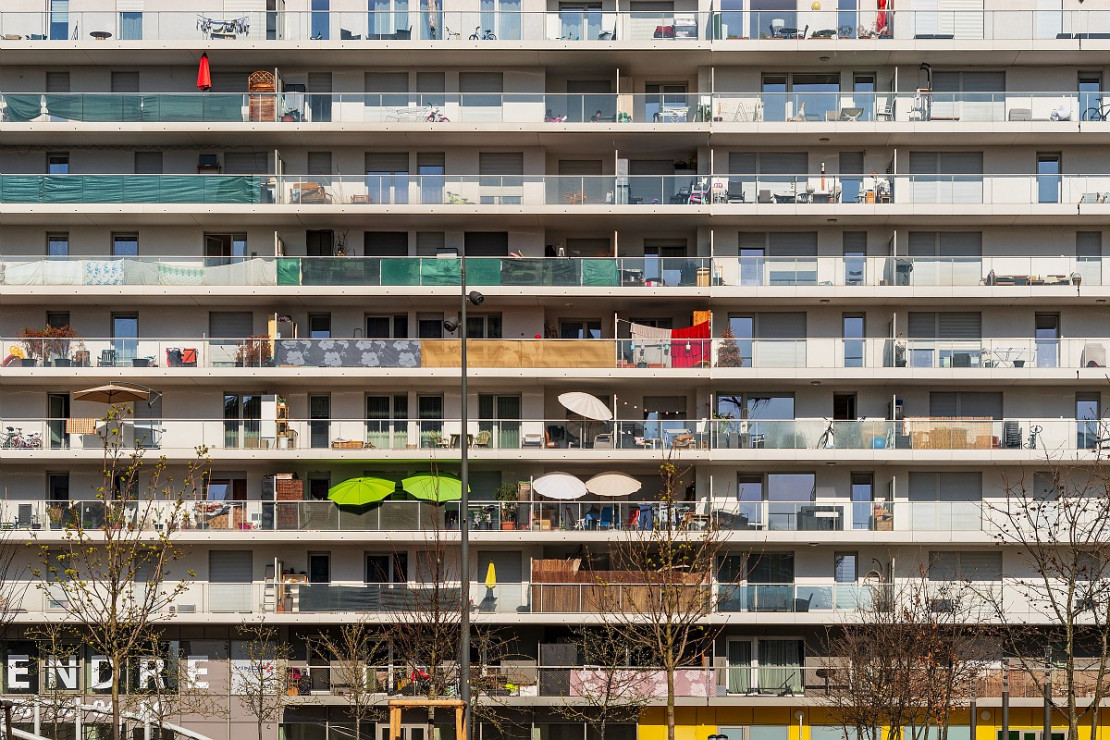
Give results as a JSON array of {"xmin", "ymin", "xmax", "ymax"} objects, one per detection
[
  {"xmin": 119, "ymin": 11, "xmax": 143, "ymax": 40},
  {"xmin": 112, "ymin": 233, "xmax": 138, "ymax": 257},
  {"xmin": 418, "ymin": 395, "xmax": 444, "ymax": 436},
  {"xmin": 111, "ymin": 313, "xmax": 139, "ymax": 363},
  {"xmin": 366, "ymin": 395, "xmax": 408, "ymax": 447},
  {"xmin": 47, "ymin": 472, "xmax": 69, "ymax": 501},
  {"xmin": 417, "ymin": 152, "xmax": 445, "ymax": 204},
  {"xmin": 49, "ymin": 0, "xmax": 70, "ymax": 40},
  {"xmin": 307, "ymin": 152, "xmax": 332, "ymax": 176},
  {"xmin": 907, "ymin": 151, "xmax": 984, "ymax": 204},
  {"xmin": 306, "ymin": 229, "xmax": 335, "ymax": 257},
  {"xmin": 843, "ymin": 314, "xmax": 864, "ymax": 367},
  {"xmin": 47, "ymin": 152, "xmax": 69, "ymax": 175},
  {"xmin": 851, "ymin": 473, "xmax": 875, "ymax": 530},
  {"xmin": 1080, "ymin": 72, "xmax": 1103, "ymax": 118},
  {"xmin": 1037, "ymin": 152, "xmax": 1062, "ymax": 204},
  {"xmin": 365, "ymin": 553, "xmax": 408, "ymax": 583},
  {"xmin": 46, "ymin": 312, "xmax": 70, "ymax": 330},
  {"xmin": 1077, "ymin": 393, "xmax": 1101, "ymax": 450},
  {"xmin": 464, "ymin": 232, "xmax": 509, "ymax": 257},
  {"xmin": 417, "ymin": 314, "xmax": 444, "ymax": 338},
  {"xmin": 311, "ymin": 0, "xmax": 330, "ymax": 39},
  {"xmin": 366, "ymin": 315, "xmax": 408, "ymax": 338},
  {"xmin": 760, "ymin": 72, "xmax": 839, "ymax": 121},
  {"xmin": 307, "ymin": 475, "xmax": 331, "ymax": 501},
  {"xmin": 364, "ymin": 232, "xmax": 408, "ymax": 257},
  {"xmin": 134, "ymin": 152, "xmax": 163, "ymax": 174},
  {"xmin": 308, "ymin": 314, "xmax": 331, "ymax": 339},
  {"xmin": 204, "ymin": 233, "xmax": 248, "ymax": 265},
  {"xmin": 746, "ymin": 552, "xmax": 794, "ymax": 583},
  {"xmin": 843, "ymin": 231, "xmax": 867, "ymax": 285},
  {"xmin": 308, "ymin": 553, "xmax": 330, "ymax": 583},
  {"xmin": 466, "ymin": 314, "xmax": 502, "ymax": 339},
  {"xmin": 737, "ymin": 473, "xmax": 814, "ymax": 529},
  {"xmin": 365, "ymin": 152, "xmax": 410, "ymax": 205},
  {"xmin": 834, "ymin": 553, "xmax": 858, "ymax": 583},
  {"xmin": 561, "ymin": 320, "xmax": 601, "ymax": 339},
  {"xmin": 47, "ymin": 233, "xmax": 69, "ymax": 258},
  {"xmin": 928, "ymin": 551, "xmax": 1002, "ymax": 581}
]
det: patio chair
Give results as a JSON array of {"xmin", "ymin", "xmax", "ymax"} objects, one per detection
[
  {"xmin": 599, "ymin": 507, "xmax": 613, "ymax": 530},
  {"xmin": 757, "ymin": 189, "xmax": 773, "ymax": 203},
  {"xmin": 98, "ymin": 349, "xmax": 117, "ymax": 367},
  {"xmin": 473, "ymin": 430, "xmax": 492, "ymax": 447}
]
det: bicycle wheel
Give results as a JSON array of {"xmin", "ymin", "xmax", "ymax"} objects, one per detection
[
  {"xmin": 469, "ymin": 33, "xmax": 479, "ymax": 39},
  {"xmin": 487, "ymin": 32, "xmax": 497, "ymax": 39},
  {"xmin": 1083, "ymin": 106, "xmax": 1102, "ymax": 122}
]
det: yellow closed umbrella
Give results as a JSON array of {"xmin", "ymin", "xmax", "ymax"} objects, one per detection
[{"xmin": 484, "ymin": 561, "xmax": 497, "ymax": 590}]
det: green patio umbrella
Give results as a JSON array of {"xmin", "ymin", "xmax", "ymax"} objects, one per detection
[
  {"xmin": 401, "ymin": 474, "xmax": 467, "ymax": 503},
  {"xmin": 327, "ymin": 476, "xmax": 396, "ymax": 507}
]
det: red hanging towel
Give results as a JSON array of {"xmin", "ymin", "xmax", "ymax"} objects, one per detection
[
  {"xmin": 197, "ymin": 53, "xmax": 212, "ymax": 91},
  {"xmin": 671, "ymin": 321, "xmax": 711, "ymax": 368}
]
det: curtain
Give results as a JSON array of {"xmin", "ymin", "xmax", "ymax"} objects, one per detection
[
  {"xmin": 671, "ymin": 321, "xmax": 710, "ymax": 367},
  {"xmin": 727, "ymin": 641, "xmax": 751, "ymax": 694},
  {"xmin": 759, "ymin": 639, "xmax": 802, "ymax": 693}
]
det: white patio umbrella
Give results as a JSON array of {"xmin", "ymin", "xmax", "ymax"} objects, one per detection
[
  {"xmin": 586, "ymin": 471, "xmax": 642, "ymax": 497},
  {"xmin": 557, "ymin": 391, "xmax": 613, "ymax": 421},
  {"xmin": 532, "ymin": 472, "xmax": 588, "ymax": 500}
]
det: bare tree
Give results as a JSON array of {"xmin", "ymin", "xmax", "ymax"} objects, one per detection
[
  {"xmin": 310, "ymin": 618, "xmax": 388, "ymax": 740},
  {"xmin": 983, "ymin": 464, "xmax": 1110, "ymax": 740},
  {"xmin": 555, "ymin": 625, "xmax": 653, "ymax": 740},
  {"xmin": 234, "ymin": 620, "xmax": 297, "ymax": 740},
  {"xmin": 592, "ymin": 460, "xmax": 726, "ymax": 740},
  {"xmin": 32, "ymin": 405, "xmax": 209, "ymax": 740},
  {"xmin": 130, "ymin": 632, "xmax": 231, "ymax": 737},
  {"xmin": 26, "ymin": 622, "xmax": 83, "ymax": 740},
  {"xmin": 820, "ymin": 565, "xmax": 987, "ymax": 740}
]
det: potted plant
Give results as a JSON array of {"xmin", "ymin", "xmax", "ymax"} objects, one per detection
[
  {"xmin": 495, "ymin": 482, "xmax": 518, "ymax": 530},
  {"xmin": 46, "ymin": 502, "xmax": 67, "ymax": 530},
  {"xmin": 234, "ymin": 336, "xmax": 273, "ymax": 367},
  {"xmin": 18, "ymin": 325, "xmax": 79, "ymax": 367},
  {"xmin": 716, "ymin": 327, "xmax": 743, "ymax": 367}
]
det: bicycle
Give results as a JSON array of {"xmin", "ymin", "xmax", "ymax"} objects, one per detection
[
  {"xmin": 1026, "ymin": 424, "xmax": 1043, "ymax": 449},
  {"xmin": 469, "ymin": 26, "xmax": 497, "ymax": 40},
  {"xmin": 1082, "ymin": 97, "xmax": 1110, "ymax": 121},
  {"xmin": 425, "ymin": 106, "xmax": 450, "ymax": 122},
  {"xmin": 817, "ymin": 418, "xmax": 836, "ymax": 449}
]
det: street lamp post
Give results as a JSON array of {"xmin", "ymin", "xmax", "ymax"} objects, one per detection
[{"xmin": 445, "ymin": 257, "xmax": 484, "ymax": 740}]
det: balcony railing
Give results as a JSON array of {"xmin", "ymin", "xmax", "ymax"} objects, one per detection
[
  {"xmin": 4, "ymin": 416, "xmax": 1105, "ymax": 457},
  {"xmin": 0, "ymin": 254, "xmax": 1103, "ymax": 289},
  {"xmin": 6, "ymin": 497, "xmax": 1089, "ymax": 535},
  {"xmin": 2, "ymin": 8, "xmax": 1110, "ymax": 43},
  {"xmin": 8, "ymin": 91, "xmax": 1104, "ymax": 126},
  {"xmin": 3, "ymin": 335, "xmax": 1106, "ymax": 372},
  {"xmin": 4, "ymin": 173, "xmax": 1109, "ymax": 207}
]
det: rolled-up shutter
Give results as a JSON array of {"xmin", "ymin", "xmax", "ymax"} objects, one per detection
[
  {"xmin": 758, "ymin": 312, "xmax": 806, "ymax": 338},
  {"xmin": 460, "ymin": 72, "xmax": 503, "ymax": 119},
  {"xmin": 937, "ymin": 311, "xmax": 981, "ymax": 338},
  {"xmin": 768, "ymin": 232, "xmax": 818, "ymax": 256},
  {"xmin": 758, "ymin": 152, "xmax": 807, "ymax": 175},
  {"xmin": 224, "ymin": 151, "xmax": 268, "ymax": 174},
  {"xmin": 907, "ymin": 312, "xmax": 937, "ymax": 338},
  {"xmin": 366, "ymin": 153, "xmax": 410, "ymax": 173},
  {"xmin": 208, "ymin": 311, "xmax": 253, "ymax": 338},
  {"xmin": 957, "ymin": 551, "xmax": 1002, "ymax": 581},
  {"xmin": 479, "ymin": 152, "xmax": 524, "ymax": 175},
  {"xmin": 209, "ymin": 550, "xmax": 253, "ymax": 611}
]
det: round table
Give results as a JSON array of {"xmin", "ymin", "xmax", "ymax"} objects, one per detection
[{"xmin": 90, "ymin": 30, "xmax": 112, "ymax": 40}]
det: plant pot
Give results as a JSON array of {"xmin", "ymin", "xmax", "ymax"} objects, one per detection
[
  {"xmin": 21, "ymin": 358, "xmax": 38, "ymax": 367},
  {"xmin": 52, "ymin": 358, "xmax": 71, "ymax": 367},
  {"xmin": 1013, "ymin": 360, "xmax": 1025, "ymax": 368},
  {"xmin": 501, "ymin": 522, "xmax": 515, "ymax": 531}
]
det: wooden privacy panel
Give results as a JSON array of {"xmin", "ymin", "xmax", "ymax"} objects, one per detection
[{"xmin": 421, "ymin": 340, "xmax": 612, "ymax": 368}]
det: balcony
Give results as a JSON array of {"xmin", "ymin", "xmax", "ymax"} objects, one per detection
[
  {"xmin": 0, "ymin": 254, "xmax": 1103, "ymax": 290},
  {"xmin": 0, "ymin": 497, "xmax": 1002, "ymax": 535},
  {"xmin": 4, "ymin": 335, "xmax": 1106, "ymax": 373},
  {"xmin": 7, "ymin": 91, "xmax": 1103, "ymax": 127},
  {"xmin": 2, "ymin": 8, "xmax": 1110, "ymax": 43},
  {"xmin": 4, "ymin": 173, "xmax": 1108, "ymax": 209}
]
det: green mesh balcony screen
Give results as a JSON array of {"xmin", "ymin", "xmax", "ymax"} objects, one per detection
[{"xmin": 0, "ymin": 176, "xmax": 262, "ymax": 203}]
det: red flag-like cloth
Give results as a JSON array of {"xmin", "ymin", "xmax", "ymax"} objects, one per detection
[
  {"xmin": 671, "ymin": 321, "xmax": 711, "ymax": 368},
  {"xmin": 197, "ymin": 53, "xmax": 212, "ymax": 91}
]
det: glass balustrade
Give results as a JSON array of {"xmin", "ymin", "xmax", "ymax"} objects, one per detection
[
  {"xmin": 3, "ymin": 9, "xmax": 1110, "ymax": 42},
  {"xmin": 5, "ymin": 91, "xmax": 1105, "ymax": 125},
  {"xmin": 0, "ymin": 417, "xmax": 1101, "ymax": 456},
  {"xmin": 0, "ymin": 255, "xmax": 1102, "ymax": 288}
]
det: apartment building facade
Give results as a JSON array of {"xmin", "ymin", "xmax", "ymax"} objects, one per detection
[{"xmin": 1, "ymin": 0, "xmax": 1109, "ymax": 739}]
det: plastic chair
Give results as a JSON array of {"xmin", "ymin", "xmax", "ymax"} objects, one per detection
[{"xmin": 600, "ymin": 507, "xmax": 613, "ymax": 530}]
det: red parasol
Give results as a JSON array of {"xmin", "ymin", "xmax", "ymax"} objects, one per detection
[
  {"xmin": 876, "ymin": 0, "xmax": 888, "ymax": 35},
  {"xmin": 196, "ymin": 53, "xmax": 212, "ymax": 91}
]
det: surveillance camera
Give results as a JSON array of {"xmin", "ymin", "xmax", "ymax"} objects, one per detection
[
  {"xmin": 468, "ymin": 291, "xmax": 485, "ymax": 305},
  {"xmin": 443, "ymin": 318, "xmax": 460, "ymax": 333}
]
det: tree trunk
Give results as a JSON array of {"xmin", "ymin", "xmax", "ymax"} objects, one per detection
[
  {"xmin": 112, "ymin": 661, "xmax": 122, "ymax": 740},
  {"xmin": 666, "ymin": 666, "xmax": 676, "ymax": 740}
]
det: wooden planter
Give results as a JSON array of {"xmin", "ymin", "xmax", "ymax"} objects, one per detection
[{"xmin": 248, "ymin": 70, "xmax": 276, "ymax": 122}]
